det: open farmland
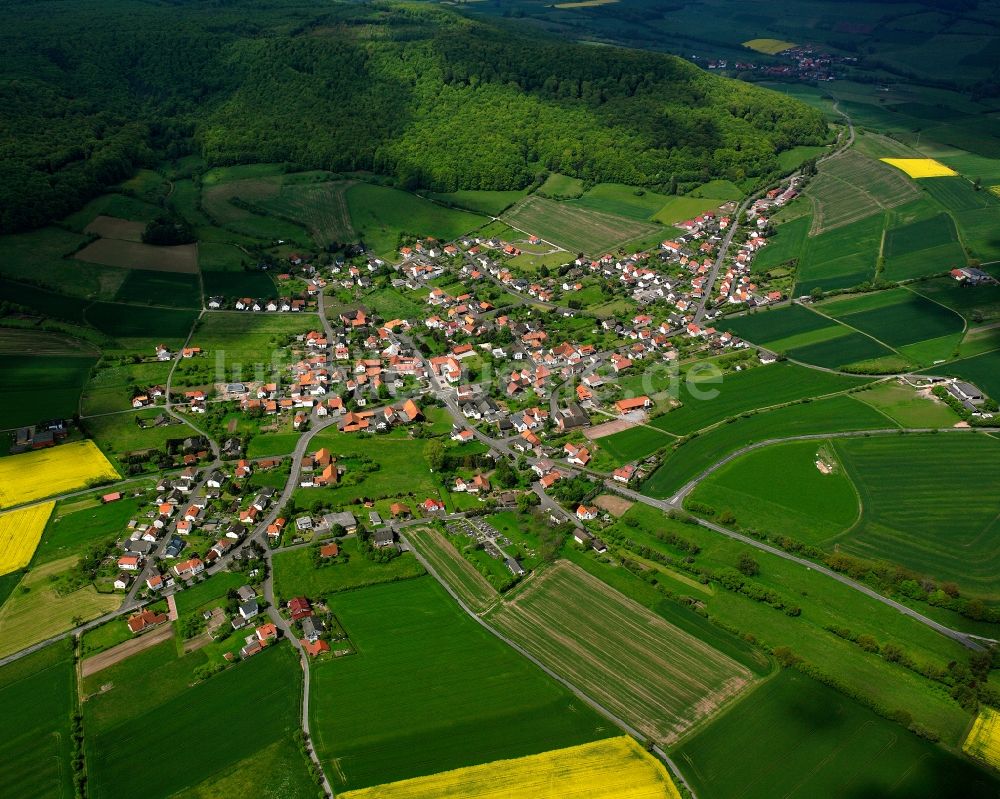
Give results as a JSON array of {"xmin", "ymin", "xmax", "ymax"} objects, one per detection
[
  {"xmin": 0, "ymin": 555, "xmax": 121, "ymax": 658},
  {"xmin": 882, "ymin": 212, "xmax": 966, "ymax": 282},
  {"xmin": 911, "ymin": 276, "xmax": 1000, "ymax": 323},
  {"xmin": 0, "ymin": 440, "xmax": 119, "ymax": 509},
  {"xmin": 75, "ymin": 238, "xmax": 199, "ymax": 273},
  {"xmin": 425, "ymin": 188, "xmax": 529, "ymax": 216},
  {"xmin": 488, "ymin": 561, "xmax": 753, "ymax": 743},
  {"xmin": 919, "ymin": 349, "xmax": 1000, "ymax": 398},
  {"xmin": 310, "ymin": 576, "xmax": 612, "ymax": 792},
  {"xmin": 0, "ymin": 502, "xmax": 54, "ymax": 576},
  {"xmin": 743, "ymin": 38, "xmax": 796, "ymax": 54},
  {"xmin": 255, "ymin": 179, "xmax": 356, "ymax": 248},
  {"xmin": 114, "ymin": 269, "xmax": 202, "ymax": 308},
  {"xmin": 832, "ymin": 433, "xmax": 1000, "ymax": 598},
  {"xmin": 0, "ymin": 640, "xmax": 75, "ymax": 799},
  {"xmin": 341, "ymin": 736, "xmax": 681, "ymax": 799},
  {"xmin": 675, "ymin": 669, "xmax": 999, "ymax": 799},
  {"xmin": 84, "ymin": 214, "xmax": 146, "ymax": 241},
  {"xmin": 794, "ymin": 212, "xmax": 883, "ymax": 295},
  {"xmin": 642, "ymin": 395, "xmax": 893, "ymax": 499},
  {"xmin": 881, "ymin": 158, "xmax": 957, "ymax": 178},
  {"xmin": 407, "ymin": 527, "xmax": 498, "ymax": 613},
  {"xmin": 86, "ymin": 643, "xmax": 313, "ymax": 799},
  {"xmin": 854, "ymin": 380, "xmax": 960, "ymax": 427},
  {"xmin": 752, "ymin": 214, "xmax": 810, "ymax": 272},
  {"xmin": 571, "ymin": 183, "xmax": 674, "ymax": 221},
  {"xmin": 0, "ymin": 351, "xmax": 97, "ymax": 429},
  {"xmin": 84, "ymin": 302, "xmax": 199, "ymax": 343},
  {"xmin": 965, "ymin": 706, "xmax": 1000, "ymax": 770},
  {"xmin": 503, "ymin": 195, "xmax": 659, "ymax": 254},
  {"xmin": 805, "ymin": 149, "xmax": 918, "ymax": 234},
  {"xmin": 686, "ymin": 439, "xmax": 859, "ymax": 543}
]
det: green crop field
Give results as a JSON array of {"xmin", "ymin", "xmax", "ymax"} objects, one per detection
[
  {"xmin": 83, "ymin": 303, "xmax": 198, "ymax": 343},
  {"xmin": 406, "ymin": 527, "xmax": 498, "ymax": 613},
  {"xmin": 309, "ymin": 576, "xmax": 612, "ymax": 792},
  {"xmin": 347, "ymin": 183, "xmax": 486, "ymax": 258},
  {"xmin": 114, "ymin": 270, "xmax": 202, "ymax": 308},
  {"xmin": 752, "ymin": 215, "xmax": 810, "ymax": 272},
  {"xmin": 882, "ymin": 212, "xmax": 966, "ymax": 281},
  {"xmin": 787, "ymin": 331, "xmax": 896, "ymax": 369},
  {"xmin": 920, "ymin": 176, "xmax": 998, "ymax": 212},
  {"xmin": 360, "ymin": 286, "xmax": 425, "ymax": 321},
  {"xmin": 723, "ymin": 303, "xmax": 837, "ymax": 348},
  {"xmin": 832, "ymin": 434, "xmax": 1000, "ymax": 598},
  {"xmin": 82, "ymin": 410, "xmax": 185, "ymax": 462},
  {"xmin": 272, "ymin": 537, "xmax": 425, "ymax": 601},
  {"xmin": 0, "ymin": 353, "xmax": 96, "ymax": 428},
  {"xmin": 649, "ymin": 362, "xmax": 870, "ymax": 437},
  {"xmin": 920, "ymin": 349, "xmax": 1000, "ymax": 397},
  {"xmin": 503, "ymin": 195, "xmax": 659, "ymax": 254},
  {"xmin": 86, "ymin": 643, "xmax": 311, "ymax": 799},
  {"xmin": 911, "ymin": 276, "xmax": 1000, "ymax": 323},
  {"xmin": 201, "ymin": 269, "xmax": 276, "ymax": 299},
  {"xmin": 489, "ymin": 560, "xmax": 753, "ymax": 744},
  {"xmin": 674, "ymin": 669, "xmax": 999, "ymax": 799},
  {"xmin": 570, "ymin": 183, "xmax": 674, "ymax": 221},
  {"xmin": 254, "ymin": 179, "xmax": 356, "ymax": 248},
  {"xmin": 80, "ymin": 359, "xmax": 172, "ymax": 415},
  {"xmin": 819, "ymin": 289, "xmax": 965, "ymax": 350},
  {"xmin": 642, "ymin": 395, "xmax": 894, "ymax": 499},
  {"xmin": 36, "ymin": 492, "xmax": 147, "ymax": 564},
  {"xmin": 686, "ymin": 439, "xmax": 860, "ymax": 542},
  {"xmin": 426, "ymin": 188, "xmax": 529, "ymax": 215},
  {"xmin": 652, "ymin": 195, "xmax": 730, "ymax": 226},
  {"xmin": 0, "ymin": 277, "xmax": 90, "ymax": 323},
  {"xmin": 0, "ymin": 639, "xmax": 75, "ymax": 799},
  {"xmin": 794, "ymin": 212, "xmax": 884, "ymax": 296}
]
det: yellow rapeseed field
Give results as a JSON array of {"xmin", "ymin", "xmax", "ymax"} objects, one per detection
[
  {"xmin": 0, "ymin": 441, "xmax": 119, "ymax": 509},
  {"xmin": 340, "ymin": 736, "xmax": 682, "ymax": 799},
  {"xmin": 0, "ymin": 502, "xmax": 54, "ymax": 576},
  {"xmin": 879, "ymin": 158, "xmax": 958, "ymax": 178},
  {"xmin": 743, "ymin": 38, "xmax": 797, "ymax": 55},
  {"xmin": 964, "ymin": 707, "xmax": 1000, "ymax": 769}
]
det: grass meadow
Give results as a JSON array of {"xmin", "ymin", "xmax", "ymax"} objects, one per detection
[
  {"xmin": 85, "ymin": 642, "xmax": 312, "ymax": 799},
  {"xmin": 853, "ymin": 381, "xmax": 960, "ymax": 428},
  {"xmin": 674, "ymin": 669, "xmax": 999, "ymax": 799},
  {"xmin": 310, "ymin": 576, "xmax": 613, "ymax": 792},
  {"xmin": 0, "ymin": 639, "xmax": 75, "ymax": 799},
  {"xmin": 425, "ymin": 188, "xmax": 529, "ymax": 216}
]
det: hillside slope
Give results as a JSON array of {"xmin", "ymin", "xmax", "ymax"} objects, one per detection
[{"xmin": 0, "ymin": 0, "xmax": 827, "ymax": 232}]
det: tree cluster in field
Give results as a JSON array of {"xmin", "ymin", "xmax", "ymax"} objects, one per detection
[
  {"xmin": 0, "ymin": 0, "xmax": 827, "ymax": 233},
  {"xmin": 70, "ymin": 711, "xmax": 86, "ymax": 798},
  {"xmin": 141, "ymin": 215, "xmax": 196, "ymax": 245}
]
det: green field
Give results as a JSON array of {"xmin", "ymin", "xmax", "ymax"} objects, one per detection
[
  {"xmin": 674, "ymin": 669, "xmax": 999, "ymax": 799},
  {"xmin": 503, "ymin": 195, "xmax": 660, "ymax": 254},
  {"xmin": 920, "ymin": 349, "xmax": 1000, "ymax": 398},
  {"xmin": 786, "ymin": 332, "xmax": 897, "ymax": 369},
  {"xmin": 0, "ymin": 277, "xmax": 90, "ymax": 323},
  {"xmin": 0, "ymin": 353, "xmax": 96, "ymax": 428},
  {"xmin": 652, "ymin": 195, "xmax": 730, "ymax": 226},
  {"xmin": 794, "ymin": 212, "xmax": 884, "ymax": 296},
  {"xmin": 309, "ymin": 576, "xmax": 613, "ymax": 792},
  {"xmin": 253, "ymin": 179, "xmax": 355, "ymax": 248},
  {"xmin": 570, "ymin": 183, "xmax": 674, "ymax": 221},
  {"xmin": 882, "ymin": 211, "xmax": 966, "ymax": 281},
  {"xmin": 36, "ymin": 492, "xmax": 147, "ymax": 564},
  {"xmin": 832, "ymin": 434, "xmax": 1000, "ymax": 598},
  {"xmin": 724, "ymin": 303, "xmax": 836, "ymax": 348},
  {"xmin": 347, "ymin": 183, "xmax": 486, "ymax": 258},
  {"xmin": 537, "ymin": 172, "xmax": 585, "ymax": 198},
  {"xmin": 425, "ymin": 188, "xmax": 529, "ymax": 215},
  {"xmin": 911, "ymin": 276, "xmax": 1000, "ymax": 324},
  {"xmin": 687, "ymin": 439, "xmax": 860, "ymax": 542},
  {"xmin": 114, "ymin": 270, "xmax": 202, "ymax": 308},
  {"xmin": 83, "ymin": 303, "xmax": 198, "ymax": 343},
  {"xmin": 82, "ymin": 409, "xmax": 185, "ymax": 462},
  {"xmin": 0, "ymin": 639, "xmax": 75, "ymax": 799},
  {"xmin": 752, "ymin": 215, "xmax": 810, "ymax": 272},
  {"xmin": 86, "ymin": 643, "xmax": 312, "ymax": 799},
  {"xmin": 642, "ymin": 395, "xmax": 894, "ymax": 499},
  {"xmin": 854, "ymin": 381, "xmax": 960, "ymax": 427},
  {"xmin": 272, "ymin": 538, "xmax": 426, "ymax": 601},
  {"xmin": 80, "ymin": 358, "xmax": 172, "ymax": 415}
]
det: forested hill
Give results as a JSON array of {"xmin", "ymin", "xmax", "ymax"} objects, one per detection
[{"xmin": 0, "ymin": 0, "xmax": 827, "ymax": 232}]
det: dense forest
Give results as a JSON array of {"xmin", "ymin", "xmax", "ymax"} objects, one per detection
[{"xmin": 0, "ymin": 0, "xmax": 827, "ymax": 232}]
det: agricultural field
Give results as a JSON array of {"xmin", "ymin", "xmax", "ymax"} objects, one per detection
[
  {"xmin": 346, "ymin": 183, "xmax": 486, "ymax": 258},
  {"xmin": 254, "ymin": 179, "xmax": 356, "ymax": 248},
  {"xmin": 686, "ymin": 439, "xmax": 860, "ymax": 543},
  {"xmin": 82, "ymin": 410, "xmax": 184, "ymax": 464},
  {"xmin": 805, "ymin": 149, "xmax": 918, "ymax": 234},
  {"xmin": 503, "ymin": 196, "xmax": 659, "ymax": 254},
  {"xmin": 80, "ymin": 358, "xmax": 172, "ymax": 415},
  {"xmin": 794, "ymin": 212, "xmax": 884, "ymax": 295},
  {"xmin": 488, "ymin": 561, "xmax": 753, "ymax": 743},
  {"xmin": 85, "ymin": 643, "xmax": 313, "ymax": 799},
  {"xmin": 113, "ymin": 270, "xmax": 202, "ymax": 308},
  {"xmin": 426, "ymin": 188, "xmax": 529, "ymax": 215},
  {"xmin": 832, "ymin": 433, "xmax": 1000, "ymax": 598},
  {"xmin": 83, "ymin": 302, "xmax": 199, "ymax": 343},
  {"xmin": 271, "ymin": 537, "xmax": 425, "ymax": 601},
  {"xmin": 881, "ymin": 158, "xmax": 957, "ymax": 178},
  {"xmin": 675, "ymin": 669, "xmax": 999, "ymax": 799},
  {"xmin": 652, "ymin": 195, "xmax": 730, "ymax": 226},
  {"xmin": 911, "ymin": 275, "xmax": 1000, "ymax": 324},
  {"xmin": 536, "ymin": 173, "xmax": 585, "ymax": 198},
  {"xmin": 642, "ymin": 395, "xmax": 893, "ymax": 500},
  {"xmin": 571, "ymin": 183, "xmax": 673, "ymax": 221},
  {"xmin": 75, "ymin": 239, "xmax": 199, "ymax": 274},
  {"xmin": 0, "ymin": 440, "xmax": 119, "ymax": 509},
  {"xmin": 84, "ymin": 215, "xmax": 146, "ymax": 241},
  {"xmin": 919, "ymin": 349, "xmax": 1000, "ymax": 398},
  {"xmin": 751, "ymin": 214, "xmax": 810, "ymax": 272},
  {"xmin": 341, "ymin": 736, "xmax": 681, "ymax": 799},
  {"xmin": 34, "ymin": 491, "xmax": 147, "ymax": 564},
  {"xmin": 0, "ymin": 351, "xmax": 97, "ymax": 429},
  {"xmin": 200, "ymin": 170, "xmax": 311, "ymax": 244},
  {"xmin": 743, "ymin": 38, "xmax": 796, "ymax": 54},
  {"xmin": 0, "ymin": 555, "xmax": 121, "ymax": 658},
  {"xmin": 853, "ymin": 380, "xmax": 960, "ymax": 427},
  {"xmin": 0, "ymin": 501, "xmax": 54, "ymax": 576},
  {"xmin": 882, "ymin": 211, "xmax": 966, "ymax": 282},
  {"xmin": 965, "ymin": 706, "xmax": 1000, "ymax": 770},
  {"xmin": 0, "ymin": 640, "xmax": 76, "ymax": 799},
  {"xmin": 406, "ymin": 526, "xmax": 498, "ymax": 613},
  {"xmin": 0, "ymin": 277, "xmax": 90, "ymax": 322},
  {"xmin": 310, "ymin": 576, "xmax": 612, "ymax": 792}
]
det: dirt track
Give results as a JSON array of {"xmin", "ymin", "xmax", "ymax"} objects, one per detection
[{"xmin": 81, "ymin": 623, "xmax": 173, "ymax": 678}]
